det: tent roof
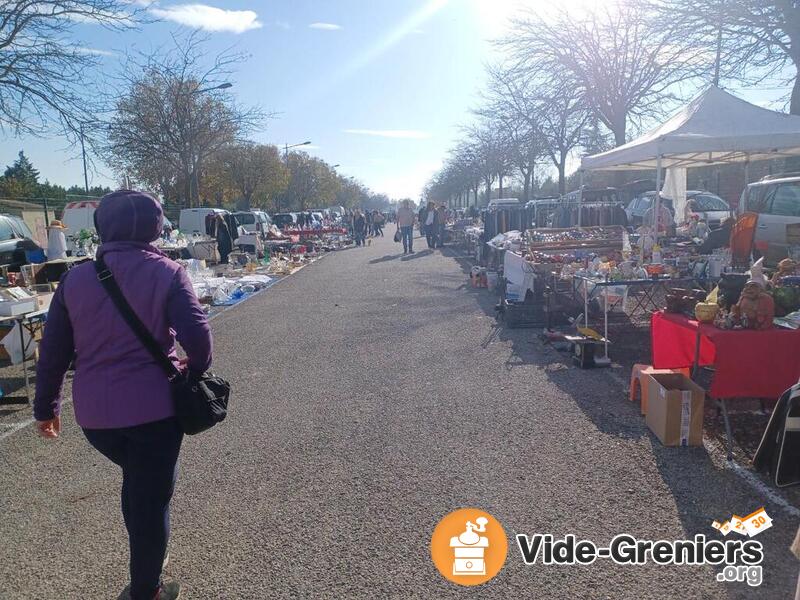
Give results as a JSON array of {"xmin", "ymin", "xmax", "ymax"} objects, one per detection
[{"xmin": 581, "ymin": 86, "xmax": 800, "ymax": 171}]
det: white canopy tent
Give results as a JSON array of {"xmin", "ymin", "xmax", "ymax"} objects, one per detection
[{"xmin": 580, "ymin": 86, "xmax": 800, "ymax": 229}]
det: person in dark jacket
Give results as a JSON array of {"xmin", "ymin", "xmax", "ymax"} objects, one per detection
[
  {"xmin": 34, "ymin": 190, "xmax": 213, "ymax": 600},
  {"xmin": 418, "ymin": 205, "xmax": 427, "ymax": 238},
  {"xmin": 214, "ymin": 213, "xmax": 233, "ymax": 264},
  {"xmin": 424, "ymin": 202, "xmax": 438, "ymax": 249},
  {"xmin": 353, "ymin": 209, "xmax": 367, "ymax": 246}
]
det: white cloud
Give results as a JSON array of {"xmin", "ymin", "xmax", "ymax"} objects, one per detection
[
  {"xmin": 309, "ymin": 22, "xmax": 342, "ymax": 31},
  {"xmin": 150, "ymin": 4, "xmax": 263, "ymax": 34},
  {"xmin": 75, "ymin": 46, "xmax": 116, "ymax": 57},
  {"xmin": 343, "ymin": 129, "xmax": 432, "ymax": 139}
]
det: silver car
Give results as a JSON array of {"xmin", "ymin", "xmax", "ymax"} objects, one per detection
[{"xmin": 740, "ymin": 174, "xmax": 800, "ymax": 264}]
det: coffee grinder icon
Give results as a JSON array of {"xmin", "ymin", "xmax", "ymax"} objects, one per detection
[{"xmin": 449, "ymin": 516, "xmax": 489, "ymax": 576}]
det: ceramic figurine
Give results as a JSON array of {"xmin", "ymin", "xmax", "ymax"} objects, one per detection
[
  {"xmin": 771, "ymin": 258, "xmax": 798, "ymax": 286},
  {"xmin": 732, "ymin": 281, "xmax": 775, "ymax": 330}
]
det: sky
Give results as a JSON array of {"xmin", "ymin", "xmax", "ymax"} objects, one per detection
[{"xmin": 1, "ymin": 0, "xmax": 793, "ymax": 201}]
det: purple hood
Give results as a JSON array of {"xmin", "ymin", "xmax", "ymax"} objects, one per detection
[
  {"xmin": 34, "ymin": 190, "xmax": 213, "ymax": 429},
  {"xmin": 95, "ymin": 190, "xmax": 164, "ymax": 244}
]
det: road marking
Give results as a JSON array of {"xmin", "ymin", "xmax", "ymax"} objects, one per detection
[{"xmin": 0, "ymin": 419, "xmax": 34, "ymax": 441}]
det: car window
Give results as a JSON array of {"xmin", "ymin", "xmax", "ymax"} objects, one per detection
[
  {"xmin": 236, "ymin": 213, "xmax": 256, "ymax": 225},
  {"xmin": 745, "ymin": 186, "xmax": 766, "ymax": 213},
  {"xmin": 692, "ymin": 194, "xmax": 729, "ymax": 212},
  {"xmin": 767, "ymin": 183, "xmax": 800, "ymax": 217},
  {"xmin": 9, "ymin": 216, "xmax": 33, "ymax": 239},
  {"xmin": 0, "ymin": 218, "xmax": 17, "ymax": 242}
]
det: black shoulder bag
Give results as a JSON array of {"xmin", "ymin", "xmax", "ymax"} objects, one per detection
[{"xmin": 94, "ymin": 257, "xmax": 230, "ymax": 435}]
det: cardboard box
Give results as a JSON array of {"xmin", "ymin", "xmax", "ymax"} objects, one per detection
[{"xmin": 645, "ymin": 373, "xmax": 705, "ymax": 446}]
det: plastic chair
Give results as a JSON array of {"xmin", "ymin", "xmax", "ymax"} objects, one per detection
[{"xmin": 630, "ymin": 364, "xmax": 691, "ymax": 415}]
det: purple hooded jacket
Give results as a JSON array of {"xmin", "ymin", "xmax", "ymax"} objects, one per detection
[{"xmin": 34, "ymin": 191, "xmax": 212, "ymax": 429}]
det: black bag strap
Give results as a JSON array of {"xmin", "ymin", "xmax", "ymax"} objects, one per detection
[{"xmin": 94, "ymin": 256, "xmax": 182, "ymax": 381}]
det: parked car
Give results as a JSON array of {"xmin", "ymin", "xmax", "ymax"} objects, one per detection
[
  {"xmin": 232, "ymin": 210, "xmax": 271, "ymax": 234},
  {"xmin": 684, "ymin": 191, "xmax": 733, "ymax": 228},
  {"xmin": 272, "ymin": 212, "xmax": 297, "ymax": 229},
  {"xmin": 625, "ymin": 192, "xmax": 675, "ymax": 226},
  {"xmin": 740, "ymin": 174, "xmax": 800, "ymax": 264},
  {"xmin": 178, "ymin": 207, "xmax": 229, "ymax": 235},
  {"xmin": 0, "ymin": 214, "xmax": 42, "ymax": 270},
  {"xmin": 487, "ymin": 197, "xmax": 520, "ymax": 210}
]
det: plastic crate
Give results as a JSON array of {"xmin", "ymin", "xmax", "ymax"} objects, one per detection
[{"xmin": 501, "ymin": 299, "xmax": 545, "ymax": 328}]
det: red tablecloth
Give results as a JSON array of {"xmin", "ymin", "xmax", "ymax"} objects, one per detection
[{"xmin": 651, "ymin": 311, "xmax": 800, "ymax": 399}]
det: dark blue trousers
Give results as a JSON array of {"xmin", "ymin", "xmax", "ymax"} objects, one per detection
[{"xmin": 83, "ymin": 418, "xmax": 183, "ymax": 600}]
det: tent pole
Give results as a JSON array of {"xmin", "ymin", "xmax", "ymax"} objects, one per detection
[
  {"xmin": 744, "ymin": 155, "xmax": 750, "ymax": 185},
  {"xmin": 578, "ymin": 170, "xmax": 584, "ymax": 227},
  {"xmin": 654, "ymin": 154, "xmax": 662, "ymax": 239}
]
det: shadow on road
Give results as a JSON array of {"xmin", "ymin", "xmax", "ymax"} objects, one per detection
[
  {"xmin": 369, "ymin": 253, "xmax": 405, "ymax": 264},
  {"xmin": 400, "ymin": 249, "xmax": 434, "ymax": 261}
]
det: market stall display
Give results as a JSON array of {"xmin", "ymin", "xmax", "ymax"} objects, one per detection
[{"xmin": 651, "ymin": 310, "xmax": 800, "ymax": 457}]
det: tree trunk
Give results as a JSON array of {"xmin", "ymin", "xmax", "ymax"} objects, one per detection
[
  {"xmin": 484, "ymin": 177, "xmax": 491, "ymax": 205},
  {"xmin": 183, "ymin": 173, "xmax": 192, "ymax": 208},
  {"xmin": 522, "ymin": 169, "xmax": 531, "ymax": 203},
  {"xmin": 499, "ymin": 174, "xmax": 504, "ymax": 199},
  {"xmin": 558, "ymin": 160, "xmax": 566, "ymax": 196},
  {"xmin": 791, "ymin": 70, "xmax": 800, "ymax": 116},
  {"xmin": 613, "ymin": 117, "xmax": 626, "ymax": 147}
]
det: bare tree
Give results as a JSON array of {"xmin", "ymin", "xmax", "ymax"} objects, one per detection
[
  {"xmin": 490, "ymin": 67, "xmax": 589, "ymax": 195},
  {"xmin": 503, "ymin": 2, "xmax": 701, "ymax": 146},
  {"xmin": 0, "ymin": 1, "xmax": 141, "ymax": 142},
  {"xmin": 648, "ymin": 0, "xmax": 800, "ymax": 114},
  {"xmin": 105, "ymin": 34, "xmax": 264, "ymax": 207},
  {"xmin": 478, "ymin": 70, "xmax": 548, "ymax": 202}
]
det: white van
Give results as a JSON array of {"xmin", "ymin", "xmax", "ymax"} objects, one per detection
[
  {"xmin": 62, "ymin": 200, "xmax": 101, "ymax": 232},
  {"xmin": 179, "ymin": 208, "xmax": 229, "ymax": 235},
  {"xmin": 232, "ymin": 210, "xmax": 271, "ymax": 234},
  {"xmin": 61, "ymin": 200, "xmax": 101, "ymax": 251}
]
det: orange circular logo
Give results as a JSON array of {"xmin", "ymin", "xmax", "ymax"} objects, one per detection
[{"xmin": 430, "ymin": 508, "xmax": 508, "ymax": 586}]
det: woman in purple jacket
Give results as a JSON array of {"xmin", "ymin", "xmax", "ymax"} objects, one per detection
[{"xmin": 34, "ymin": 190, "xmax": 213, "ymax": 600}]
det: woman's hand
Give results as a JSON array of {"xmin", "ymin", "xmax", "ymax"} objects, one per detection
[{"xmin": 36, "ymin": 417, "xmax": 61, "ymax": 439}]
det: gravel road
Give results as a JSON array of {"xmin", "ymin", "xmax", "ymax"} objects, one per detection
[{"xmin": 1, "ymin": 232, "xmax": 797, "ymax": 599}]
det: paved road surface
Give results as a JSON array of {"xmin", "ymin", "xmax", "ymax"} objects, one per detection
[{"xmin": 1, "ymin": 233, "xmax": 797, "ymax": 599}]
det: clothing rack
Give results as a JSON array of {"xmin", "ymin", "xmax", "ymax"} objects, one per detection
[{"xmin": 549, "ymin": 201, "xmax": 629, "ymax": 229}]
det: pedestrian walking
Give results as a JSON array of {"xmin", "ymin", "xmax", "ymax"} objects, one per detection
[
  {"xmin": 364, "ymin": 210, "xmax": 373, "ymax": 237},
  {"xmin": 373, "ymin": 210, "xmax": 385, "ymax": 237},
  {"xmin": 425, "ymin": 201, "xmax": 438, "ymax": 249},
  {"xmin": 353, "ymin": 209, "xmax": 367, "ymax": 246},
  {"xmin": 396, "ymin": 199, "xmax": 415, "ymax": 254},
  {"xmin": 436, "ymin": 204, "xmax": 447, "ymax": 249},
  {"xmin": 33, "ymin": 190, "xmax": 213, "ymax": 600},
  {"xmin": 418, "ymin": 204, "xmax": 427, "ymax": 238}
]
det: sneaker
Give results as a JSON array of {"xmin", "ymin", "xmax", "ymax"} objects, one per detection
[
  {"xmin": 118, "ymin": 554, "xmax": 172, "ymax": 599},
  {"xmin": 156, "ymin": 579, "xmax": 181, "ymax": 600}
]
